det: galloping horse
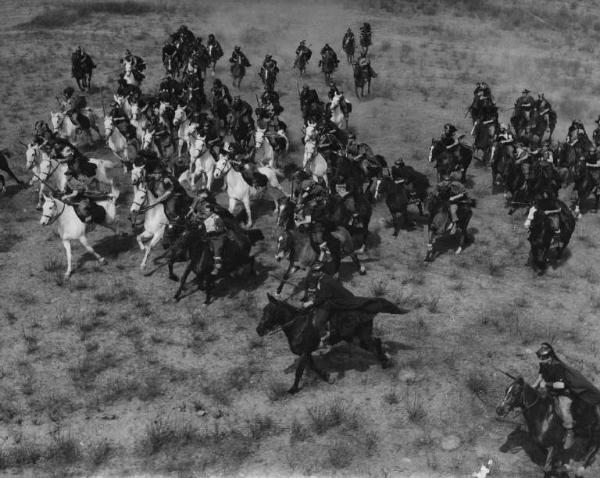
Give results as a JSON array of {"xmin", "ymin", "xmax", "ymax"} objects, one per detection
[
  {"xmin": 72, "ymin": 53, "xmax": 96, "ymax": 91},
  {"xmin": 490, "ymin": 140, "xmax": 515, "ymax": 189},
  {"xmin": 529, "ymin": 110, "xmax": 556, "ymax": 147},
  {"xmin": 320, "ymin": 49, "xmax": 338, "ymax": 84},
  {"xmin": 26, "ymin": 143, "xmax": 67, "ymax": 207},
  {"xmin": 375, "ymin": 176, "xmax": 424, "ymax": 236},
  {"xmin": 329, "ymin": 92, "xmax": 349, "ymax": 130},
  {"xmin": 571, "ymin": 158, "xmax": 600, "ymax": 215},
  {"xmin": 429, "ymin": 138, "xmax": 472, "ymax": 182},
  {"xmin": 104, "ymin": 116, "xmax": 136, "ymax": 170},
  {"xmin": 252, "ymin": 126, "xmax": 287, "ymax": 169},
  {"xmin": 353, "ymin": 64, "xmax": 373, "ymax": 98},
  {"xmin": 122, "ymin": 59, "xmax": 142, "ymax": 87},
  {"xmin": 302, "ymin": 140, "xmax": 329, "ymax": 188},
  {"xmin": 173, "ymin": 104, "xmax": 191, "ymax": 158},
  {"xmin": 294, "ymin": 49, "xmax": 310, "ymax": 76},
  {"xmin": 260, "ymin": 67, "xmax": 278, "ymax": 91},
  {"xmin": 207, "ymin": 43, "xmax": 222, "ymax": 76},
  {"xmin": 343, "ymin": 36, "xmax": 355, "ymax": 64},
  {"xmin": 527, "ymin": 200, "xmax": 575, "ymax": 275},
  {"xmin": 39, "ymin": 189, "xmax": 119, "ymax": 278},
  {"xmin": 213, "ymin": 154, "xmax": 285, "ymax": 227},
  {"xmin": 424, "ymin": 192, "xmax": 474, "ymax": 262},
  {"xmin": 257, "ymin": 294, "xmax": 405, "ymax": 394},
  {"xmin": 230, "ymin": 59, "xmax": 246, "ymax": 88},
  {"xmin": 178, "ymin": 134, "xmax": 216, "ymax": 191},
  {"xmin": 129, "ymin": 102, "xmax": 149, "ymax": 141},
  {"xmin": 130, "ymin": 184, "xmax": 168, "ymax": 270},
  {"xmin": 497, "ymin": 376, "xmax": 600, "ymax": 477},
  {"xmin": 51, "ymin": 110, "xmax": 100, "ymax": 146},
  {"xmin": 471, "ymin": 119, "xmax": 496, "ymax": 164}
]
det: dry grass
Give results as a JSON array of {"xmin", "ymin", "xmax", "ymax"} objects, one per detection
[{"xmin": 307, "ymin": 400, "xmax": 359, "ymax": 435}]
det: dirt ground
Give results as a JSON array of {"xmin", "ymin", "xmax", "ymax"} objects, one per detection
[{"xmin": 2, "ymin": 1, "xmax": 600, "ymax": 477}]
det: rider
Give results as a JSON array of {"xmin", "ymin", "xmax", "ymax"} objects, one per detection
[
  {"xmin": 593, "ymin": 116, "xmax": 600, "ymax": 148},
  {"xmin": 261, "ymin": 54, "xmax": 279, "ymax": 79},
  {"xmin": 514, "ymin": 88, "xmax": 535, "ymax": 134},
  {"xmin": 207, "ymin": 34, "xmax": 224, "ymax": 60},
  {"xmin": 390, "ymin": 158, "xmax": 429, "ymax": 199},
  {"xmin": 535, "ymin": 94, "xmax": 553, "ymax": 119},
  {"xmin": 355, "ymin": 51, "xmax": 377, "ymax": 78},
  {"xmin": 59, "ymin": 86, "xmax": 86, "ymax": 128},
  {"xmin": 145, "ymin": 160, "xmax": 188, "ymax": 222},
  {"xmin": 566, "ymin": 120, "xmax": 587, "ymax": 146},
  {"xmin": 108, "ymin": 101, "xmax": 136, "ymax": 141},
  {"xmin": 121, "ymin": 49, "xmax": 146, "ymax": 72},
  {"xmin": 295, "ymin": 40, "xmax": 312, "ymax": 65},
  {"xmin": 342, "ymin": 28, "xmax": 355, "ymax": 51},
  {"xmin": 211, "ymin": 78, "xmax": 232, "ymax": 106},
  {"xmin": 116, "ymin": 78, "xmax": 140, "ymax": 101},
  {"xmin": 532, "ymin": 343, "xmax": 600, "ymax": 450},
  {"xmin": 440, "ymin": 123, "xmax": 462, "ymax": 162},
  {"xmin": 191, "ymin": 189, "xmax": 228, "ymax": 275},
  {"xmin": 231, "ymin": 96, "xmax": 255, "ymax": 126},
  {"xmin": 359, "ymin": 22, "xmax": 372, "ymax": 43},
  {"xmin": 497, "ymin": 123, "xmax": 515, "ymax": 145},
  {"xmin": 229, "ymin": 45, "xmax": 251, "ymax": 67},
  {"xmin": 259, "ymin": 85, "xmax": 284, "ymax": 122},
  {"xmin": 62, "ymin": 168, "xmax": 97, "ymax": 223},
  {"xmin": 319, "ymin": 43, "xmax": 340, "ymax": 68},
  {"xmin": 300, "ymin": 84, "xmax": 320, "ymax": 120},
  {"xmin": 344, "ymin": 133, "xmax": 364, "ymax": 162},
  {"xmin": 435, "ymin": 172, "xmax": 467, "ymax": 233}
]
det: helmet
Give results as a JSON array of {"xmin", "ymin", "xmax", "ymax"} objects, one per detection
[
  {"xmin": 234, "ymin": 45, "xmax": 241, "ymax": 51},
  {"xmin": 265, "ymin": 54, "xmax": 272, "ymax": 60},
  {"xmin": 63, "ymin": 86, "xmax": 75, "ymax": 97},
  {"xmin": 213, "ymin": 78, "xmax": 222, "ymax": 86},
  {"xmin": 521, "ymin": 88, "xmax": 530, "ymax": 95},
  {"xmin": 311, "ymin": 261, "xmax": 326, "ymax": 272},
  {"xmin": 302, "ymin": 84, "xmax": 309, "ymax": 90},
  {"xmin": 394, "ymin": 158, "xmax": 404, "ymax": 167},
  {"xmin": 444, "ymin": 123, "xmax": 457, "ymax": 134},
  {"xmin": 209, "ymin": 33, "xmax": 215, "ymax": 40},
  {"xmin": 536, "ymin": 342, "xmax": 555, "ymax": 360}
]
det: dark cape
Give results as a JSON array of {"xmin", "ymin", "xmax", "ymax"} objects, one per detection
[{"xmin": 541, "ymin": 359, "xmax": 600, "ymax": 406}]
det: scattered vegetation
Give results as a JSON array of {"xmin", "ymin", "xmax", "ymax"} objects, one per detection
[{"xmin": 307, "ymin": 400, "xmax": 359, "ymax": 435}]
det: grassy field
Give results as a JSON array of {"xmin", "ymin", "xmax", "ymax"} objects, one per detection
[{"xmin": 2, "ymin": 0, "xmax": 600, "ymax": 476}]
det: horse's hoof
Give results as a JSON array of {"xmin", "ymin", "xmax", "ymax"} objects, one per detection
[
  {"xmin": 359, "ymin": 267, "xmax": 366, "ymax": 275},
  {"xmin": 64, "ymin": 272, "xmax": 71, "ymax": 280},
  {"xmin": 287, "ymin": 387, "xmax": 300, "ymax": 395},
  {"xmin": 455, "ymin": 248, "xmax": 462, "ymax": 255},
  {"xmin": 169, "ymin": 274, "xmax": 179, "ymax": 282},
  {"xmin": 98, "ymin": 258, "xmax": 107, "ymax": 265},
  {"xmin": 327, "ymin": 375, "xmax": 336, "ymax": 385}
]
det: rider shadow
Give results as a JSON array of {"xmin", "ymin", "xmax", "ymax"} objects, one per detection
[
  {"xmin": 92, "ymin": 233, "xmax": 137, "ymax": 259},
  {"xmin": 549, "ymin": 248, "xmax": 572, "ymax": 270},
  {"xmin": 430, "ymin": 226, "xmax": 479, "ymax": 257},
  {"xmin": 499, "ymin": 426, "xmax": 546, "ymax": 467}
]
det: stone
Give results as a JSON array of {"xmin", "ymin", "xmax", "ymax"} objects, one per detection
[{"xmin": 440, "ymin": 434, "xmax": 461, "ymax": 451}]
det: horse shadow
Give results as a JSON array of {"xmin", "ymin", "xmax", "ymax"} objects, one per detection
[
  {"xmin": 499, "ymin": 426, "xmax": 546, "ymax": 467},
  {"xmin": 91, "ymin": 232, "xmax": 137, "ymax": 259},
  {"xmin": 430, "ymin": 226, "xmax": 479, "ymax": 257},
  {"xmin": 1, "ymin": 184, "xmax": 27, "ymax": 199}
]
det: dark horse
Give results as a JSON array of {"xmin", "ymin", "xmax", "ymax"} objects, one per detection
[
  {"xmin": 72, "ymin": 52, "xmax": 96, "ymax": 91},
  {"xmin": 527, "ymin": 200, "xmax": 575, "ymax": 275},
  {"xmin": 490, "ymin": 140, "xmax": 515, "ymax": 190},
  {"xmin": 375, "ymin": 175, "xmax": 426, "ymax": 236},
  {"xmin": 342, "ymin": 35, "xmax": 355, "ymax": 64},
  {"xmin": 497, "ymin": 376, "xmax": 600, "ymax": 477},
  {"xmin": 570, "ymin": 158, "xmax": 600, "ymax": 215},
  {"xmin": 230, "ymin": 60, "xmax": 246, "ymax": 88},
  {"xmin": 256, "ymin": 294, "xmax": 406, "ymax": 394},
  {"xmin": 529, "ymin": 110, "xmax": 557, "ymax": 147},
  {"xmin": 472, "ymin": 119, "xmax": 497, "ymax": 164},
  {"xmin": 165, "ymin": 222, "xmax": 264, "ymax": 303},
  {"xmin": 353, "ymin": 64, "xmax": 373, "ymax": 98},
  {"xmin": 320, "ymin": 50, "xmax": 338, "ymax": 84},
  {"xmin": 424, "ymin": 192, "xmax": 474, "ymax": 262},
  {"xmin": 0, "ymin": 149, "xmax": 24, "ymax": 192},
  {"xmin": 429, "ymin": 138, "xmax": 472, "ymax": 182}
]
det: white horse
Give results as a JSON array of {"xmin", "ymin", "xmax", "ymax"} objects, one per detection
[
  {"xmin": 213, "ymin": 154, "xmax": 285, "ymax": 227},
  {"xmin": 26, "ymin": 143, "xmax": 67, "ymax": 208},
  {"xmin": 253, "ymin": 126, "xmax": 288, "ymax": 169},
  {"xmin": 114, "ymin": 94, "xmax": 133, "ymax": 120},
  {"xmin": 178, "ymin": 134, "xmax": 216, "ymax": 190},
  {"xmin": 173, "ymin": 105, "xmax": 191, "ymax": 158},
  {"xmin": 303, "ymin": 139, "xmax": 329, "ymax": 187},
  {"xmin": 130, "ymin": 184, "xmax": 167, "ymax": 269},
  {"xmin": 122, "ymin": 60, "xmax": 140, "ymax": 87},
  {"xmin": 104, "ymin": 116, "xmax": 134, "ymax": 170},
  {"xmin": 303, "ymin": 120, "xmax": 319, "ymax": 144},
  {"xmin": 329, "ymin": 92, "xmax": 349, "ymax": 130},
  {"xmin": 40, "ymin": 190, "xmax": 118, "ymax": 278},
  {"xmin": 130, "ymin": 102, "xmax": 148, "ymax": 141},
  {"xmin": 51, "ymin": 110, "xmax": 100, "ymax": 146}
]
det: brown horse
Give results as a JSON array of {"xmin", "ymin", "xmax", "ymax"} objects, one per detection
[{"xmin": 256, "ymin": 294, "xmax": 406, "ymax": 394}]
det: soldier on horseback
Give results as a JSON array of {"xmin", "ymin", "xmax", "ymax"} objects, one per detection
[
  {"xmin": 145, "ymin": 158, "xmax": 189, "ymax": 222},
  {"xmin": 207, "ymin": 34, "xmax": 223, "ymax": 59},
  {"xmin": 319, "ymin": 44, "xmax": 339, "ymax": 69},
  {"xmin": 343, "ymin": 28, "xmax": 355, "ymax": 50},
  {"xmin": 355, "ymin": 52, "xmax": 377, "ymax": 79},
  {"xmin": 440, "ymin": 123, "xmax": 463, "ymax": 165},
  {"xmin": 211, "ymin": 78, "xmax": 232, "ymax": 106},
  {"xmin": 59, "ymin": 86, "xmax": 87, "ymax": 129},
  {"xmin": 261, "ymin": 55, "xmax": 279, "ymax": 80},
  {"xmin": 359, "ymin": 22, "xmax": 372, "ymax": 51},
  {"xmin": 531, "ymin": 343, "xmax": 600, "ymax": 450},
  {"xmin": 295, "ymin": 40, "xmax": 312, "ymax": 67},
  {"xmin": 229, "ymin": 46, "xmax": 251, "ymax": 67},
  {"xmin": 435, "ymin": 172, "xmax": 468, "ymax": 233},
  {"xmin": 108, "ymin": 101, "xmax": 136, "ymax": 141},
  {"xmin": 121, "ymin": 49, "xmax": 146, "ymax": 73},
  {"xmin": 299, "ymin": 84, "xmax": 320, "ymax": 121},
  {"xmin": 513, "ymin": 88, "xmax": 535, "ymax": 136},
  {"xmin": 566, "ymin": 120, "xmax": 588, "ymax": 146}
]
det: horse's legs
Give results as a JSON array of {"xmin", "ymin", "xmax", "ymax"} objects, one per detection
[
  {"xmin": 79, "ymin": 235, "xmax": 106, "ymax": 265},
  {"xmin": 228, "ymin": 196, "xmax": 237, "ymax": 215},
  {"xmin": 174, "ymin": 260, "xmax": 195, "ymax": 301},
  {"xmin": 62, "ymin": 240, "xmax": 73, "ymax": 278},
  {"xmin": 392, "ymin": 212, "xmax": 400, "ymax": 237},
  {"xmin": 349, "ymin": 252, "xmax": 366, "ymax": 275},
  {"xmin": 289, "ymin": 352, "xmax": 310, "ymax": 394},
  {"xmin": 358, "ymin": 332, "xmax": 390, "ymax": 367},
  {"xmin": 308, "ymin": 354, "xmax": 330, "ymax": 383},
  {"xmin": 242, "ymin": 196, "xmax": 253, "ymax": 228}
]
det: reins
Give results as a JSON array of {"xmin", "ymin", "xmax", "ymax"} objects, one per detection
[{"xmin": 42, "ymin": 200, "xmax": 66, "ymax": 225}]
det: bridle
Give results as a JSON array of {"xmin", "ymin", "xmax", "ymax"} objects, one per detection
[
  {"xmin": 53, "ymin": 112, "xmax": 66, "ymax": 133},
  {"xmin": 214, "ymin": 157, "xmax": 231, "ymax": 178},
  {"xmin": 130, "ymin": 185, "xmax": 147, "ymax": 212},
  {"xmin": 41, "ymin": 198, "xmax": 65, "ymax": 225}
]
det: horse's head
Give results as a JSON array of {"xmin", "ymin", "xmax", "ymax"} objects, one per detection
[
  {"xmin": 276, "ymin": 196, "xmax": 296, "ymax": 229},
  {"xmin": 124, "ymin": 60, "xmax": 133, "ymax": 73},
  {"xmin": 429, "ymin": 138, "xmax": 442, "ymax": 162},
  {"xmin": 130, "ymin": 185, "xmax": 147, "ymax": 213},
  {"xmin": 141, "ymin": 131, "xmax": 154, "ymax": 150},
  {"xmin": 39, "ymin": 193, "xmax": 57, "ymax": 226},
  {"xmin": 103, "ymin": 116, "xmax": 114, "ymax": 136},
  {"xmin": 50, "ymin": 112, "xmax": 63, "ymax": 133},
  {"xmin": 330, "ymin": 92, "xmax": 342, "ymax": 109},
  {"xmin": 131, "ymin": 164, "xmax": 145, "ymax": 186},
  {"xmin": 130, "ymin": 102, "xmax": 141, "ymax": 120},
  {"xmin": 254, "ymin": 127, "xmax": 267, "ymax": 148},
  {"xmin": 256, "ymin": 294, "xmax": 284, "ymax": 336},
  {"xmin": 25, "ymin": 143, "xmax": 39, "ymax": 170},
  {"xmin": 173, "ymin": 105, "xmax": 187, "ymax": 126},
  {"xmin": 496, "ymin": 376, "xmax": 526, "ymax": 417},
  {"xmin": 275, "ymin": 229, "xmax": 292, "ymax": 262},
  {"xmin": 213, "ymin": 154, "xmax": 229, "ymax": 179}
]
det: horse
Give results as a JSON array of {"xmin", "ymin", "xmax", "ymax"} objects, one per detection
[
  {"xmin": 168, "ymin": 222, "xmax": 264, "ymax": 304},
  {"xmin": 228, "ymin": 108, "xmax": 255, "ymax": 144},
  {"xmin": 570, "ymin": 159, "xmax": 600, "ymax": 216},
  {"xmin": 212, "ymin": 154, "xmax": 285, "ymax": 227},
  {"xmin": 114, "ymin": 94, "xmax": 134, "ymax": 120},
  {"xmin": 424, "ymin": 192, "xmax": 474, "ymax": 262},
  {"xmin": 429, "ymin": 138, "xmax": 472, "ymax": 183},
  {"xmin": 343, "ymin": 36, "xmax": 355, "ymax": 64},
  {"xmin": 257, "ymin": 294, "xmax": 405, "ymax": 394},
  {"xmin": 529, "ymin": 110, "xmax": 557, "ymax": 147},
  {"xmin": 104, "ymin": 116, "xmax": 136, "ymax": 170},
  {"xmin": 178, "ymin": 134, "xmax": 216, "ymax": 191},
  {"xmin": 353, "ymin": 64, "xmax": 373, "ymax": 98},
  {"xmin": 490, "ymin": 140, "xmax": 515, "ymax": 190},
  {"xmin": 527, "ymin": 201, "xmax": 575, "ymax": 275},
  {"xmin": 72, "ymin": 53, "xmax": 95, "ymax": 91},
  {"xmin": 39, "ymin": 190, "xmax": 118, "ymax": 278},
  {"xmin": 173, "ymin": 104, "xmax": 192, "ymax": 158},
  {"xmin": 497, "ymin": 376, "xmax": 600, "ymax": 477},
  {"xmin": 230, "ymin": 60, "xmax": 246, "ymax": 88},
  {"xmin": 51, "ymin": 110, "xmax": 100, "ymax": 146},
  {"xmin": 162, "ymin": 46, "xmax": 180, "ymax": 77},
  {"xmin": 294, "ymin": 50, "xmax": 309, "ymax": 76},
  {"xmin": 375, "ymin": 176, "xmax": 424, "ymax": 236},
  {"xmin": 320, "ymin": 50, "xmax": 338, "ymax": 84},
  {"xmin": 122, "ymin": 59, "xmax": 142, "ymax": 87},
  {"xmin": 207, "ymin": 43, "xmax": 223, "ymax": 76},
  {"xmin": 471, "ymin": 119, "xmax": 497, "ymax": 164},
  {"xmin": 260, "ymin": 67, "xmax": 278, "ymax": 91},
  {"xmin": 129, "ymin": 102, "xmax": 149, "ymax": 141},
  {"xmin": 329, "ymin": 92, "xmax": 349, "ymax": 130},
  {"xmin": 0, "ymin": 149, "xmax": 24, "ymax": 192},
  {"xmin": 302, "ymin": 140, "xmax": 329, "ymax": 188},
  {"xmin": 130, "ymin": 184, "xmax": 167, "ymax": 270},
  {"xmin": 253, "ymin": 126, "xmax": 287, "ymax": 169},
  {"xmin": 25, "ymin": 143, "xmax": 66, "ymax": 207}
]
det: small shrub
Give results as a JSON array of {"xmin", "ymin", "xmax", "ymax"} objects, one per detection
[
  {"xmin": 325, "ymin": 440, "xmax": 354, "ymax": 469},
  {"xmin": 406, "ymin": 391, "xmax": 426, "ymax": 424},
  {"xmin": 2, "ymin": 441, "xmax": 42, "ymax": 468},
  {"xmin": 426, "ymin": 295, "xmax": 440, "ymax": 313},
  {"xmin": 383, "ymin": 389, "xmax": 400, "ymax": 405},
  {"xmin": 5, "ymin": 310, "xmax": 17, "ymax": 324},
  {"xmin": 290, "ymin": 418, "xmax": 310, "ymax": 443},
  {"xmin": 43, "ymin": 257, "xmax": 63, "ymax": 273},
  {"xmin": 22, "ymin": 329, "xmax": 39, "ymax": 354},
  {"xmin": 47, "ymin": 431, "xmax": 81, "ymax": 465},
  {"xmin": 307, "ymin": 401, "xmax": 358, "ymax": 435},
  {"xmin": 140, "ymin": 417, "xmax": 198, "ymax": 456},
  {"xmin": 370, "ymin": 279, "xmax": 388, "ymax": 297},
  {"xmin": 465, "ymin": 371, "xmax": 488, "ymax": 397},
  {"xmin": 267, "ymin": 380, "xmax": 289, "ymax": 402},
  {"xmin": 69, "ymin": 351, "xmax": 120, "ymax": 390},
  {"xmin": 87, "ymin": 439, "xmax": 113, "ymax": 467},
  {"xmin": 247, "ymin": 414, "xmax": 276, "ymax": 440}
]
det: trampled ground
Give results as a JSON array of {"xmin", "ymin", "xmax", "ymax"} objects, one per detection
[{"xmin": 2, "ymin": 1, "xmax": 600, "ymax": 476}]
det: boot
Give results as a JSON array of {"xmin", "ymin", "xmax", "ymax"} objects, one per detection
[{"xmin": 563, "ymin": 428, "xmax": 575, "ymax": 449}]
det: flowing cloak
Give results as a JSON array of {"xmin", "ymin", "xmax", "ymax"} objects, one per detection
[
  {"xmin": 314, "ymin": 275, "xmax": 405, "ymax": 315},
  {"xmin": 540, "ymin": 359, "xmax": 600, "ymax": 406}
]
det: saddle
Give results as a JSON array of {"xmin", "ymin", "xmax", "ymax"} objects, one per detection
[
  {"xmin": 240, "ymin": 165, "xmax": 268, "ymax": 188},
  {"xmin": 71, "ymin": 197, "xmax": 108, "ymax": 224}
]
